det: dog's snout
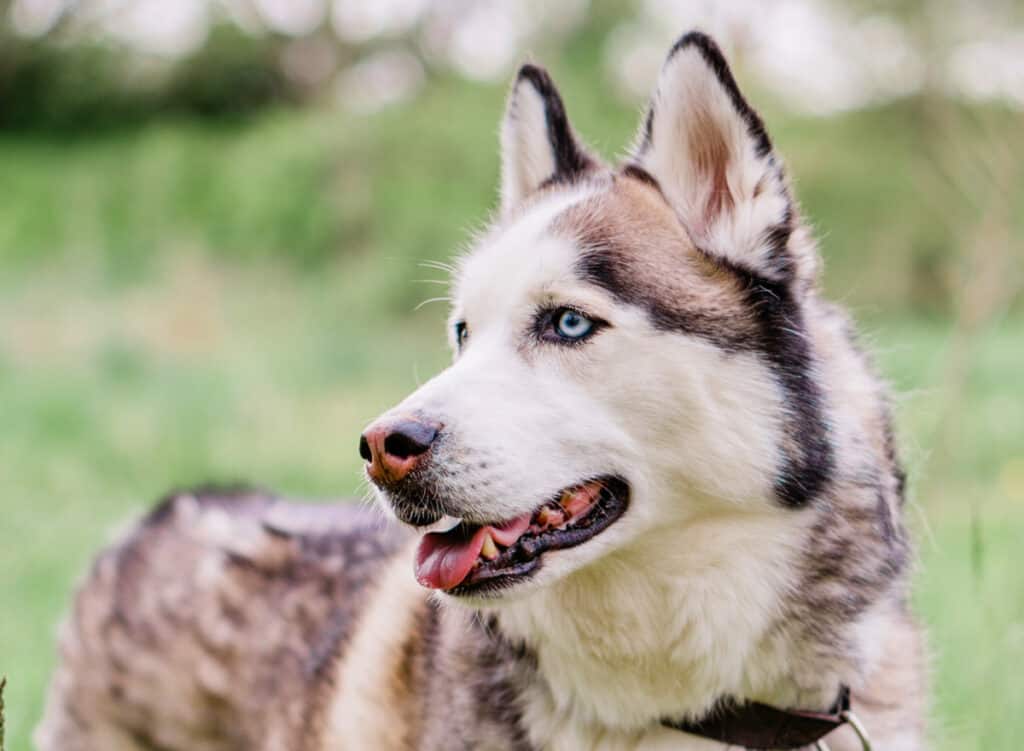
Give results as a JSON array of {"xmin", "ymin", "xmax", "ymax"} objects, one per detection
[{"xmin": 360, "ymin": 418, "xmax": 440, "ymax": 486}]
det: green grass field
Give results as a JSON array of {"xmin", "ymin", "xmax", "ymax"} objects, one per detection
[{"xmin": 1, "ymin": 60, "xmax": 1022, "ymax": 749}]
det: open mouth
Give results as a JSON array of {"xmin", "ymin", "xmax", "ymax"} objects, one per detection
[{"xmin": 413, "ymin": 475, "xmax": 629, "ymax": 596}]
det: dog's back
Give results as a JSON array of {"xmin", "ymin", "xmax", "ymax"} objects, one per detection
[{"xmin": 36, "ymin": 489, "xmax": 409, "ymax": 751}]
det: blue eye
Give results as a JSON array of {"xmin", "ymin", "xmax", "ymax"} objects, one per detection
[{"xmin": 554, "ymin": 309, "xmax": 594, "ymax": 340}]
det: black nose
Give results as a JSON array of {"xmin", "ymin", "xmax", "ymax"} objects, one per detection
[{"xmin": 359, "ymin": 418, "xmax": 440, "ymax": 486}]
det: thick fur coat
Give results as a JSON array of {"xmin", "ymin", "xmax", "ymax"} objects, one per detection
[{"xmin": 38, "ymin": 32, "xmax": 927, "ymax": 751}]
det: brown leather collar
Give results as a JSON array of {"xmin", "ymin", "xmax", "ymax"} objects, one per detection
[{"xmin": 661, "ymin": 685, "xmax": 851, "ymax": 749}]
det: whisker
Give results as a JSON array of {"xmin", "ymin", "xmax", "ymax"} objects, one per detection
[
  {"xmin": 418, "ymin": 260, "xmax": 456, "ymax": 273},
  {"xmin": 414, "ymin": 296, "xmax": 453, "ymax": 311}
]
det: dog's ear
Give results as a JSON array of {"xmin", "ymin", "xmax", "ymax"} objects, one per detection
[
  {"xmin": 499, "ymin": 64, "xmax": 598, "ymax": 216},
  {"xmin": 631, "ymin": 32, "xmax": 812, "ymax": 284}
]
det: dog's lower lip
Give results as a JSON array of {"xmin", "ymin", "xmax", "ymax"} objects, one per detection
[{"xmin": 436, "ymin": 475, "xmax": 630, "ymax": 596}]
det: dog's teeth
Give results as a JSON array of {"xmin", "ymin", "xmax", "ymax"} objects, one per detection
[
  {"xmin": 480, "ymin": 532, "xmax": 499, "ymax": 560},
  {"xmin": 560, "ymin": 486, "xmax": 597, "ymax": 518},
  {"xmin": 537, "ymin": 506, "xmax": 565, "ymax": 529}
]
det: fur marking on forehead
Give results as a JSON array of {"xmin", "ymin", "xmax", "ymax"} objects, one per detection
[
  {"xmin": 552, "ymin": 178, "xmax": 757, "ymax": 351},
  {"xmin": 553, "ymin": 179, "xmax": 833, "ymax": 508}
]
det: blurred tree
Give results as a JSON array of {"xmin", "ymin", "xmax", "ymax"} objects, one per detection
[{"xmin": 0, "ymin": 2, "xmax": 296, "ymax": 130}]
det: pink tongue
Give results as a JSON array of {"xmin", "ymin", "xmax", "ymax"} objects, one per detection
[{"xmin": 415, "ymin": 513, "xmax": 531, "ymax": 590}]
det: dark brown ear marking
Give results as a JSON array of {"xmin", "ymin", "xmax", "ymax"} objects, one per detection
[
  {"xmin": 640, "ymin": 31, "xmax": 772, "ymax": 159},
  {"xmin": 515, "ymin": 64, "xmax": 595, "ymax": 184}
]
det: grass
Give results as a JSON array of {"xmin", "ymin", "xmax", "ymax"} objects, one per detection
[
  {"xmin": 882, "ymin": 318, "xmax": 1024, "ymax": 750},
  {"xmin": 0, "ymin": 51, "xmax": 1022, "ymax": 748}
]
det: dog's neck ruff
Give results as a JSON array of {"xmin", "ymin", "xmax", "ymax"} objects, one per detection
[{"xmin": 662, "ymin": 685, "xmax": 865, "ymax": 749}]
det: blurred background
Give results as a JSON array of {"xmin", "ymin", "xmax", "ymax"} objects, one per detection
[{"xmin": 0, "ymin": 0, "xmax": 1021, "ymax": 748}]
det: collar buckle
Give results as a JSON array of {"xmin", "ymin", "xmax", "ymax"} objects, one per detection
[
  {"xmin": 814, "ymin": 709, "xmax": 872, "ymax": 751},
  {"xmin": 842, "ymin": 709, "xmax": 874, "ymax": 750}
]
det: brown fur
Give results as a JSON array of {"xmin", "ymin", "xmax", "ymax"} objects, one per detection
[
  {"xmin": 553, "ymin": 173, "xmax": 760, "ymax": 348},
  {"xmin": 688, "ymin": 106, "xmax": 735, "ymax": 221}
]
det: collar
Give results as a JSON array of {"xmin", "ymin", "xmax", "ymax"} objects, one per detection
[{"xmin": 661, "ymin": 685, "xmax": 866, "ymax": 749}]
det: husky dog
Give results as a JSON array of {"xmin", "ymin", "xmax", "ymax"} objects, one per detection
[{"xmin": 38, "ymin": 32, "xmax": 926, "ymax": 751}]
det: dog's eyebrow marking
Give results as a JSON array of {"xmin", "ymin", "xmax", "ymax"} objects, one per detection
[
  {"xmin": 555, "ymin": 183, "xmax": 833, "ymax": 508},
  {"xmin": 575, "ymin": 243, "xmax": 747, "ymax": 349},
  {"xmin": 556, "ymin": 185, "xmax": 755, "ymax": 351}
]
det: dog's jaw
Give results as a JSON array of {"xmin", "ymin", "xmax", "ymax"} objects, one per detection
[{"xmin": 485, "ymin": 499, "xmax": 835, "ymax": 732}]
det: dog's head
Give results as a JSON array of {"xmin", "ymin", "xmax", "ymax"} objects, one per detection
[{"xmin": 360, "ymin": 32, "xmax": 831, "ymax": 601}]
